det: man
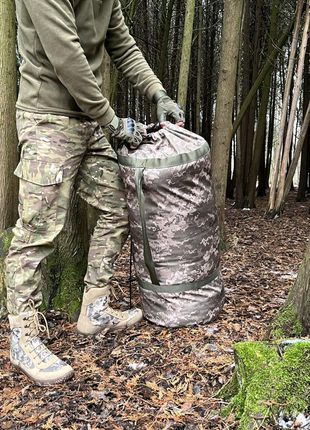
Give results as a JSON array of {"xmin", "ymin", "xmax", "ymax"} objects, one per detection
[{"xmin": 7, "ymin": 0, "xmax": 185, "ymax": 386}]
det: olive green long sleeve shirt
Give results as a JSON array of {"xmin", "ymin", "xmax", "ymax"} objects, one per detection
[{"xmin": 15, "ymin": 0, "xmax": 164, "ymax": 126}]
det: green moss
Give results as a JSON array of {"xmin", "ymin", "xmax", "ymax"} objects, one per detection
[
  {"xmin": 220, "ymin": 342, "xmax": 278, "ymax": 419},
  {"xmin": 0, "ymin": 228, "xmax": 13, "ymax": 259},
  {"xmin": 43, "ymin": 249, "xmax": 87, "ymax": 321},
  {"xmin": 220, "ymin": 341, "xmax": 310, "ymax": 429},
  {"xmin": 268, "ymin": 304, "xmax": 303, "ymax": 339}
]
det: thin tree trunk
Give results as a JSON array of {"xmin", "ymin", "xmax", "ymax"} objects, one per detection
[
  {"xmin": 257, "ymin": 126, "xmax": 267, "ymax": 197},
  {"xmin": 266, "ymin": 74, "xmax": 277, "ymax": 187},
  {"xmin": 0, "ymin": 0, "xmax": 19, "ymax": 232},
  {"xmin": 247, "ymin": 0, "xmax": 280, "ymax": 207},
  {"xmin": 202, "ymin": 0, "xmax": 217, "ymax": 144},
  {"xmin": 235, "ymin": 0, "xmax": 251, "ymax": 208},
  {"xmin": 157, "ymin": 0, "xmax": 175, "ymax": 82},
  {"xmin": 168, "ymin": 0, "xmax": 182, "ymax": 99},
  {"xmin": 274, "ymin": 1, "xmax": 310, "ymax": 215},
  {"xmin": 297, "ymin": 36, "xmax": 310, "ymax": 201},
  {"xmin": 177, "ymin": 0, "xmax": 196, "ymax": 111},
  {"xmin": 195, "ymin": 0, "xmax": 203, "ymax": 134},
  {"xmin": 267, "ymin": 0, "xmax": 304, "ymax": 215},
  {"xmin": 211, "ymin": 0, "xmax": 244, "ymax": 243},
  {"xmin": 282, "ymin": 100, "xmax": 310, "ymax": 202},
  {"xmin": 243, "ymin": 0, "xmax": 262, "ymax": 206},
  {"xmin": 231, "ymin": 15, "xmax": 296, "ymax": 139}
]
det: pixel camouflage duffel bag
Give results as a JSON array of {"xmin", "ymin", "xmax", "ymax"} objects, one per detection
[{"xmin": 118, "ymin": 123, "xmax": 224, "ymax": 327}]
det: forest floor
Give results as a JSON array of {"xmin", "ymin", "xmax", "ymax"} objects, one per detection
[{"xmin": 0, "ymin": 193, "xmax": 310, "ymax": 430}]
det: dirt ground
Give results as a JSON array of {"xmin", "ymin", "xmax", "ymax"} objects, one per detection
[{"xmin": 0, "ymin": 193, "xmax": 309, "ymax": 430}]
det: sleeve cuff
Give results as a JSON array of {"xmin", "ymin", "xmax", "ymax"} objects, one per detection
[
  {"xmin": 94, "ymin": 106, "xmax": 116, "ymax": 127},
  {"xmin": 145, "ymin": 82, "xmax": 166, "ymax": 104}
]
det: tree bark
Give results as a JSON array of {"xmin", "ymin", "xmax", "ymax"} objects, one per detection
[
  {"xmin": 282, "ymin": 100, "xmax": 310, "ymax": 203},
  {"xmin": 297, "ymin": 34, "xmax": 310, "ymax": 201},
  {"xmin": 157, "ymin": 0, "xmax": 175, "ymax": 82},
  {"xmin": 268, "ymin": 0, "xmax": 304, "ymax": 212},
  {"xmin": 202, "ymin": 0, "xmax": 217, "ymax": 144},
  {"xmin": 0, "ymin": 0, "xmax": 19, "ymax": 232},
  {"xmin": 231, "ymin": 15, "xmax": 296, "ymax": 139},
  {"xmin": 195, "ymin": 0, "xmax": 203, "ymax": 134},
  {"xmin": 235, "ymin": 0, "xmax": 251, "ymax": 208},
  {"xmin": 273, "ymin": 1, "xmax": 310, "ymax": 216},
  {"xmin": 247, "ymin": 0, "xmax": 280, "ymax": 207},
  {"xmin": 211, "ymin": 0, "xmax": 244, "ymax": 243},
  {"xmin": 177, "ymin": 0, "xmax": 196, "ymax": 111},
  {"xmin": 42, "ymin": 194, "xmax": 89, "ymax": 321}
]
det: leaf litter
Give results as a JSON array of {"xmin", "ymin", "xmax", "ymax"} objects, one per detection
[{"xmin": 0, "ymin": 193, "xmax": 309, "ymax": 429}]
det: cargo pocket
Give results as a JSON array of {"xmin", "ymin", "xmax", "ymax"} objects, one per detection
[{"xmin": 14, "ymin": 159, "xmax": 64, "ymax": 235}]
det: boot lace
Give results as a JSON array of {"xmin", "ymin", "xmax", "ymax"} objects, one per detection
[{"xmin": 23, "ymin": 300, "xmax": 53, "ymax": 364}]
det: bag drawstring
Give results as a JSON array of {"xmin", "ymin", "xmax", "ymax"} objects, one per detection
[{"xmin": 129, "ymin": 235, "xmax": 133, "ymax": 309}]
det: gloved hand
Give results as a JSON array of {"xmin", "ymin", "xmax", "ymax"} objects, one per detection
[
  {"xmin": 154, "ymin": 90, "xmax": 185, "ymax": 123},
  {"xmin": 106, "ymin": 115, "xmax": 145, "ymax": 148}
]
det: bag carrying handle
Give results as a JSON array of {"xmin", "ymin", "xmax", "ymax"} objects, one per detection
[{"xmin": 134, "ymin": 168, "xmax": 160, "ymax": 285}]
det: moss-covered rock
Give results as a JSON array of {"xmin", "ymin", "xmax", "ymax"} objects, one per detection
[
  {"xmin": 0, "ymin": 228, "xmax": 14, "ymax": 318},
  {"xmin": 220, "ymin": 340, "xmax": 310, "ymax": 429}
]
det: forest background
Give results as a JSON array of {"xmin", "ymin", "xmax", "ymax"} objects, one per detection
[{"xmin": 1, "ymin": 0, "xmax": 310, "ymax": 428}]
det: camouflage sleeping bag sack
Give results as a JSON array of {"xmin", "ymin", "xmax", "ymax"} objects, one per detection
[{"xmin": 118, "ymin": 123, "xmax": 224, "ymax": 327}]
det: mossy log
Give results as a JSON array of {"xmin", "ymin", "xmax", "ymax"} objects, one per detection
[{"xmin": 220, "ymin": 340, "xmax": 310, "ymax": 429}]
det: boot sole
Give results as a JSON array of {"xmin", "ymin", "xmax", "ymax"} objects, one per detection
[
  {"xmin": 12, "ymin": 363, "xmax": 74, "ymax": 386},
  {"xmin": 76, "ymin": 316, "xmax": 143, "ymax": 337}
]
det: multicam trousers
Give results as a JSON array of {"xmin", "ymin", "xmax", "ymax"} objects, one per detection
[{"xmin": 6, "ymin": 110, "xmax": 129, "ymax": 315}]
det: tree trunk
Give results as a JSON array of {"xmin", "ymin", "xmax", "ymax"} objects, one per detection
[
  {"xmin": 297, "ymin": 35, "xmax": 310, "ymax": 202},
  {"xmin": 211, "ymin": 0, "xmax": 244, "ymax": 243},
  {"xmin": 168, "ymin": 0, "xmax": 182, "ymax": 99},
  {"xmin": 268, "ymin": 0, "xmax": 304, "ymax": 213},
  {"xmin": 177, "ymin": 0, "xmax": 196, "ymax": 111},
  {"xmin": 0, "ymin": 0, "xmax": 19, "ymax": 232},
  {"xmin": 273, "ymin": 1, "xmax": 310, "ymax": 216},
  {"xmin": 202, "ymin": 0, "xmax": 217, "ymax": 144},
  {"xmin": 265, "ymin": 74, "xmax": 276, "ymax": 188},
  {"xmin": 235, "ymin": 0, "xmax": 251, "ymax": 209},
  {"xmin": 195, "ymin": 0, "xmax": 203, "ymax": 134},
  {"xmin": 231, "ymin": 15, "xmax": 296, "ymax": 139},
  {"xmin": 42, "ymin": 194, "xmax": 89, "ymax": 321},
  {"xmin": 257, "ymin": 126, "xmax": 267, "ymax": 197},
  {"xmin": 246, "ymin": 0, "xmax": 280, "ymax": 207},
  {"xmin": 282, "ymin": 100, "xmax": 310, "ymax": 203},
  {"xmin": 157, "ymin": 0, "xmax": 175, "ymax": 82}
]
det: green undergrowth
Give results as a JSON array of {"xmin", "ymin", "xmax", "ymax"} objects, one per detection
[{"xmin": 220, "ymin": 341, "xmax": 310, "ymax": 429}]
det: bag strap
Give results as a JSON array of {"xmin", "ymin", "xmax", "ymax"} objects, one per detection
[
  {"xmin": 134, "ymin": 168, "xmax": 160, "ymax": 285},
  {"xmin": 138, "ymin": 265, "xmax": 220, "ymax": 293}
]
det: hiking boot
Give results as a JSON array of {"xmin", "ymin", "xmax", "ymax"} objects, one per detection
[
  {"xmin": 9, "ymin": 303, "xmax": 74, "ymax": 386},
  {"xmin": 76, "ymin": 286, "xmax": 143, "ymax": 336}
]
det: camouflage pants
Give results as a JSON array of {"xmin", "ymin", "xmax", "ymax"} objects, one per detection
[{"xmin": 6, "ymin": 110, "xmax": 129, "ymax": 315}]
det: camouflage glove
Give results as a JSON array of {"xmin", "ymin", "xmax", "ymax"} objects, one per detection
[
  {"xmin": 154, "ymin": 90, "xmax": 185, "ymax": 123},
  {"xmin": 106, "ymin": 115, "xmax": 145, "ymax": 148}
]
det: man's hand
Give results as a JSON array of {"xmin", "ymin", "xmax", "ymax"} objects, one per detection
[
  {"xmin": 107, "ymin": 115, "xmax": 145, "ymax": 148},
  {"xmin": 154, "ymin": 91, "xmax": 185, "ymax": 123}
]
